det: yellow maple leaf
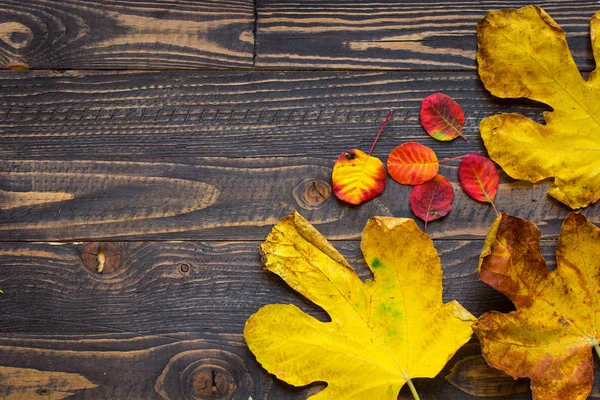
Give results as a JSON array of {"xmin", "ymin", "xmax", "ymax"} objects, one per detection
[
  {"xmin": 478, "ymin": 5, "xmax": 600, "ymax": 209},
  {"xmin": 244, "ymin": 211, "xmax": 475, "ymax": 399},
  {"xmin": 475, "ymin": 212, "xmax": 600, "ymax": 400}
]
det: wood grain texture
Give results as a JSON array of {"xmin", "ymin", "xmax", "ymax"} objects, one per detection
[
  {"xmin": 0, "ymin": 239, "xmax": 565, "ymax": 399},
  {"xmin": 2, "ymin": 4, "xmax": 599, "ymax": 396},
  {"xmin": 1, "ymin": 157, "xmax": 598, "ymax": 241},
  {"xmin": 0, "ymin": 70, "xmax": 560, "ymax": 159},
  {"xmin": 0, "ymin": 70, "xmax": 597, "ymax": 241},
  {"xmin": 0, "ymin": 0, "xmax": 254, "ymax": 69},
  {"xmin": 445, "ymin": 343, "xmax": 600, "ymax": 399},
  {"xmin": 0, "ymin": 333, "xmax": 543, "ymax": 399},
  {"xmin": 0, "ymin": 239, "xmax": 521, "ymax": 333},
  {"xmin": 1, "ymin": 1, "xmax": 597, "ymax": 71},
  {"xmin": 256, "ymin": 0, "xmax": 599, "ymax": 70},
  {"xmin": 0, "ymin": 366, "xmax": 97, "ymax": 399}
]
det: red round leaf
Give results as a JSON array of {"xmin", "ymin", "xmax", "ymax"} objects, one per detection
[
  {"xmin": 420, "ymin": 93, "xmax": 465, "ymax": 141},
  {"xmin": 332, "ymin": 149, "xmax": 386, "ymax": 205},
  {"xmin": 458, "ymin": 153, "xmax": 499, "ymax": 203},
  {"xmin": 387, "ymin": 142, "xmax": 439, "ymax": 185},
  {"xmin": 409, "ymin": 174, "xmax": 454, "ymax": 227}
]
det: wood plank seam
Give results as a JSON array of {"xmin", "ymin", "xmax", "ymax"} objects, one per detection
[{"xmin": 253, "ymin": 0, "xmax": 258, "ymax": 67}]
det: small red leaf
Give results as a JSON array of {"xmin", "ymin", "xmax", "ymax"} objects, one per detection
[
  {"xmin": 332, "ymin": 149, "xmax": 386, "ymax": 205},
  {"xmin": 387, "ymin": 142, "xmax": 439, "ymax": 185},
  {"xmin": 458, "ymin": 153, "xmax": 499, "ymax": 204},
  {"xmin": 409, "ymin": 174, "xmax": 454, "ymax": 228},
  {"xmin": 420, "ymin": 93, "xmax": 465, "ymax": 141}
]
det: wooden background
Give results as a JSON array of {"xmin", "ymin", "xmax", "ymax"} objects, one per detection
[{"xmin": 1, "ymin": 1, "xmax": 599, "ymax": 399}]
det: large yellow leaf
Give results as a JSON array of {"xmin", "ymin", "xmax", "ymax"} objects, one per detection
[
  {"xmin": 478, "ymin": 5, "xmax": 600, "ymax": 209},
  {"xmin": 245, "ymin": 211, "xmax": 475, "ymax": 399},
  {"xmin": 475, "ymin": 213, "xmax": 600, "ymax": 400}
]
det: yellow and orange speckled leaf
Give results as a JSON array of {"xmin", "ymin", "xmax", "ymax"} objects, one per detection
[
  {"xmin": 478, "ymin": 6, "xmax": 600, "ymax": 209},
  {"xmin": 331, "ymin": 149, "xmax": 386, "ymax": 205},
  {"xmin": 475, "ymin": 213, "xmax": 600, "ymax": 400},
  {"xmin": 245, "ymin": 211, "xmax": 475, "ymax": 400}
]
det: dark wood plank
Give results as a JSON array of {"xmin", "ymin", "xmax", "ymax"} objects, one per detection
[
  {"xmin": 256, "ymin": 0, "xmax": 598, "ymax": 70},
  {"xmin": 0, "ymin": 239, "xmax": 565, "ymax": 399},
  {"xmin": 1, "ymin": 333, "xmax": 557, "ymax": 399},
  {"xmin": 0, "ymin": 332, "xmax": 273, "ymax": 399},
  {"xmin": 0, "ymin": 240, "xmax": 523, "ymax": 334},
  {"xmin": 1, "ymin": 157, "xmax": 597, "ymax": 242},
  {"xmin": 0, "ymin": 333, "xmax": 550, "ymax": 399},
  {"xmin": 0, "ymin": 70, "xmax": 549, "ymax": 160},
  {"xmin": 0, "ymin": 70, "xmax": 597, "ymax": 241},
  {"xmin": 0, "ymin": 0, "xmax": 254, "ymax": 70}
]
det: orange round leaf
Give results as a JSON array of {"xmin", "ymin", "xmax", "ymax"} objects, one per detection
[
  {"xmin": 409, "ymin": 174, "xmax": 454, "ymax": 226},
  {"xmin": 332, "ymin": 149, "xmax": 386, "ymax": 205},
  {"xmin": 387, "ymin": 142, "xmax": 439, "ymax": 185},
  {"xmin": 458, "ymin": 153, "xmax": 499, "ymax": 203},
  {"xmin": 420, "ymin": 93, "xmax": 465, "ymax": 141}
]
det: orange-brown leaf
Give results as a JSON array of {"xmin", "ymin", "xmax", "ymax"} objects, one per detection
[
  {"xmin": 387, "ymin": 142, "xmax": 438, "ymax": 185},
  {"xmin": 475, "ymin": 213, "xmax": 600, "ymax": 400}
]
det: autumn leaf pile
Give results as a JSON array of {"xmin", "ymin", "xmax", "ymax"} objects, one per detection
[
  {"xmin": 244, "ymin": 5, "xmax": 600, "ymax": 400},
  {"xmin": 332, "ymin": 94, "xmax": 500, "ymax": 229}
]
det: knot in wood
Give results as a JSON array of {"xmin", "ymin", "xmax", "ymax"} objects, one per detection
[
  {"xmin": 155, "ymin": 350, "xmax": 253, "ymax": 400},
  {"xmin": 188, "ymin": 366, "xmax": 235, "ymax": 399},
  {"xmin": 293, "ymin": 178, "xmax": 331, "ymax": 210},
  {"xmin": 0, "ymin": 22, "xmax": 33, "ymax": 49},
  {"xmin": 82, "ymin": 243, "xmax": 120, "ymax": 274}
]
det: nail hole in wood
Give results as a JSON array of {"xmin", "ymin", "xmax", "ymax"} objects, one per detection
[{"xmin": 180, "ymin": 263, "xmax": 190, "ymax": 275}]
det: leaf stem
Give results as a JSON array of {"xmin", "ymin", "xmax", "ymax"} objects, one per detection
[
  {"xmin": 490, "ymin": 200, "xmax": 499, "ymax": 216},
  {"xmin": 368, "ymin": 109, "xmax": 394, "ymax": 156},
  {"xmin": 438, "ymin": 152, "xmax": 477, "ymax": 163},
  {"xmin": 406, "ymin": 379, "xmax": 421, "ymax": 400},
  {"xmin": 594, "ymin": 343, "xmax": 600, "ymax": 360}
]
